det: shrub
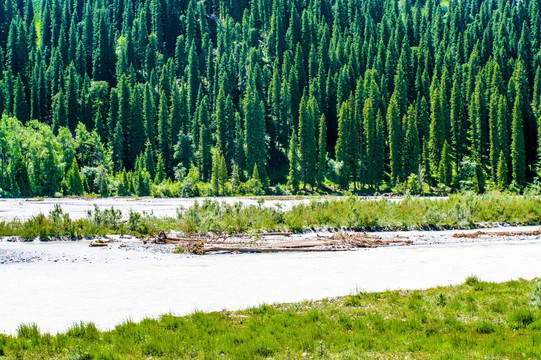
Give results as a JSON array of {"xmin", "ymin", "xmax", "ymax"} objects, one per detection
[{"xmin": 465, "ymin": 276, "xmax": 480, "ymax": 286}]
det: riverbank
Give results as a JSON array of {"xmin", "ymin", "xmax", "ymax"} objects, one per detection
[
  {"xmin": 1, "ymin": 278, "xmax": 539, "ymax": 359},
  {"xmin": 2, "ymin": 224, "xmax": 541, "ymax": 259}
]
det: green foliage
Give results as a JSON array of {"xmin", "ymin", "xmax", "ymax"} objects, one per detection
[
  {"xmin": 2, "ymin": 191, "xmax": 541, "ymax": 241},
  {"xmin": 0, "ymin": 0, "xmax": 540, "ymax": 196},
  {"xmin": 438, "ymin": 141, "xmax": 452, "ymax": 187},
  {"xmin": 66, "ymin": 158, "xmax": 84, "ymax": 196},
  {"xmin": 531, "ymin": 281, "xmax": 541, "ymax": 308},
  {"xmin": 298, "ymin": 94, "xmax": 317, "ymax": 188},
  {"xmin": 288, "ymin": 129, "xmax": 300, "ymax": 193},
  {"xmin": 2, "ymin": 280, "xmax": 540, "ymax": 359}
]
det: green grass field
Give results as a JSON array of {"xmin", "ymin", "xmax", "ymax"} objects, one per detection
[{"xmin": 1, "ymin": 278, "xmax": 540, "ymax": 359}]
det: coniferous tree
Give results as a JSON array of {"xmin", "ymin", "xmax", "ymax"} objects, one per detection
[
  {"xmin": 52, "ymin": 89, "xmax": 67, "ymax": 134},
  {"xmin": 364, "ymin": 98, "xmax": 377, "ymax": 187},
  {"xmin": 288, "ymin": 128, "xmax": 300, "ymax": 193},
  {"xmin": 497, "ymin": 151, "xmax": 508, "ymax": 190},
  {"xmin": 144, "ymin": 84, "xmax": 157, "ymax": 145},
  {"xmin": 144, "ymin": 141, "xmax": 156, "ymax": 179},
  {"xmin": 154, "ymin": 154, "xmax": 166, "ymax": 184},
  {"xmin": 450, "ymin": 71, "xmax": 466, "ymax": 170},
  {"xmin": 66, "ymin": 158, "xmax": 83, "ymax": 195},
  {"xmin": 511, "ymin": 93, "xmax": 526, "ymax": 186},
  {"xmin": 216, "ymin": 84, "xmax": 235, "ymax": 169},
  {"xmin": 157, "ymin": 91, "xmax": 170, "ymax": 177},
  {"xmin": 244, "ymin": 71, "xmax": 266, "ymax": 181},
  {"xmin": 335, "ymin": 98, "xmax": 352, "ymax": 189},
  {"xmin": 112, "ymin": 121, "xmax": 124, "ymax": 173},
  {"xmin": 210, "ymin": 148, "xmax": 220, "ymax": 196},
  {"xmin": 317, "ymin": 114, "xmax": 327, "ymax": 189},
  {"xmin": 403, "ymin": 105, "xmax": 420, "ymax": 178},
  {"xmin": 127, "ymin": 85, "xmax": 145, "ymax": 168},
  {"xmin": 198, "ymin": 123, "xmax": 211, "ymax": 182},
  {"xmin": 234, "ymin": 114, "xmax": 246, "ymax": 179},
  {"xmin": 438, "ymin": 140, "xmax": 452, "ymax": 187},
  {"xmin": 298, "ymin": 94, "xmax": 317, "ymax": 188},
  {"xmin": 13, "ymin": 76, "xmax": 28, "ymax": 123},
  {"xmin": 210, "ymin": 148, "xmax": 227, "ymax": 196},
  {"xmin": 388, "ymin": 94, "xmax": 402, "ymax": 183},
  {"xmin": 429, "ymin": 88, "xmax": 444, "ymax": 175},
  {"xmin": 249, "ymin": 163, "xmax": 263, "ymax": 195}
]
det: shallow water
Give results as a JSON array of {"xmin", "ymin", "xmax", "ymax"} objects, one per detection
[
  {"xmin": 0, "ymin": 197, "xmax": 318, "ymax": 221},
  {"xmin": 1, "ymin": 239, "xmax": 540, "ymax": 334}
]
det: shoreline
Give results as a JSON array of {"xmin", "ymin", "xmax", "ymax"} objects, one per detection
[
  {"xmin": 1, "ymin": 236, "xmax": 540, "ymax": 336},
  {"xmin": 2, "ymin": 224, "xmax": 541, "ymax": 263},
  {"xmin": 0, "ymin": 278, "xmax": 539, "ymax": 358}
]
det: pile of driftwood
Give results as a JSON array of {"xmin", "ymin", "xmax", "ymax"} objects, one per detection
[
  {"xmin": 452, "ymin": 228, "xmax": 541, "ymax": 239},
  {"xmin": 142, "ymin": 231, "xmax": 412, "ymax": 255}
]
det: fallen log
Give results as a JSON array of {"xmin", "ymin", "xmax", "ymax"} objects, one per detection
[
  {"xmin": 200, "ymin": 246, "xmax": 350, "ymax": 254},
  {"xmin": 452, "ymin": 229, "xmax": 541, "ymax": 238},
  {"xmin": 89, "ymin": 240, "xmax": 108, "ymax": 247},
  {"xmin": 255, "ymin": 232, "xmax": 293, "ymax": 237}
]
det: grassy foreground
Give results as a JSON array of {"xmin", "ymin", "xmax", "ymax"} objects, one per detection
[
  {"xmin": 1, "ymin": 278, "xmax": 540, "ymax": 359},
  {"xmin": 2, "ymin": 192, "xmax": 541, "ymax": 239}
]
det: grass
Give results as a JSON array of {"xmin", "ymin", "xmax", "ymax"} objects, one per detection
[
  {"xmin": 2, "ymin": 191, "xmax": 541, "ymax": 239},
  {"xmin": 0, "ymin": 279, "xmax": 540, "ymax": 359}
]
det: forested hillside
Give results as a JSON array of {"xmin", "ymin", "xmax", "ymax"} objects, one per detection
[{"xmin": 1, "ymin": 0, "xmax": 541, "ymax": 197}]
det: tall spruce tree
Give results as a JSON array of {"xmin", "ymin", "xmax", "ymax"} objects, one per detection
[
  {"xmin": 288, "ymin": 128, "xmax": 300, "ymax": 192},
  {"xmin": 387, "ymin": 94, "xmax": 402, "ymax": 183},
  {"xmin": 317, "ymin": 114, "xmax": 327, "ymax": 189},
  {"xmin": 298, "ymin": 94, "xmax": 317, "ymax": 188},
  {"xmin": 511, "ymin": 93, "xmax": 526, "ymax": 186}
]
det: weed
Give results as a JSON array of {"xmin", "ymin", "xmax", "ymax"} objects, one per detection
[
  {"xmin": 509, "ymin": 308, "xmax": 535, "ymax": 329},
  {"xmin": 531, "ymin": 281, "xmax": 541, "ymax": 308},
  {"xmin": 436, "ymin": 293, "xmax": 447, "ymax": 307},
  {"xmin": 344, "ymin": 295, "xmax": 362, "ymax": 307},
  {"xmin": 465, "ymin": 276, "xmax": 480, "ymax": 286},
  {"xmin": 173, "ymin": 245, "xmax": 185, "ymax": 253},
  {"xmin": 476, "ymin": 320, "xmax": 497, "ymax": 334}
]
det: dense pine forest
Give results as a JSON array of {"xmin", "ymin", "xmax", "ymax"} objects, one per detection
[{"xmin": 0, "ymin": 0, "xmax": 541, "ymax": 197}]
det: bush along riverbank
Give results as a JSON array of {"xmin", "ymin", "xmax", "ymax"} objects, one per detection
[
  {"xmin": 0, "ymin": 278, "xmax": 540, "ymax": 359},
  {"xmin": 2, "ymin": 192, "xmax": 541, "ymax": 240}
]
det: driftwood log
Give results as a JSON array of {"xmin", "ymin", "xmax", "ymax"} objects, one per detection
[
  {"xmin": 89, "ymin": 239, "xmax": 108, "ymax": 247},
  {"xmin": 452, "ymin": 229, "xmax": 541, "ymax": 238}
]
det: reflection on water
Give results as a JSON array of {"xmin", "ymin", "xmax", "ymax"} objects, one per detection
[{"xmin": 1, "ymin": 239, "xmax": 540, "ymax": 334}]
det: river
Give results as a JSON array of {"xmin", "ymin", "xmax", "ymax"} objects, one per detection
[
  {"xmin": 0, "ymin": 197, "xmax": 321, "ymax": 221},
  {"xmin": 1, "ymin": 237, "xmax": 540, "ymax": 335}
]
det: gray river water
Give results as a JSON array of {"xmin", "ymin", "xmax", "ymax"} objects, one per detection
[
  {"xmin": 1, "ymin": 238, "xmax": 540, "ymax": 335},
  {"xmin": 0, "ymin": 197, "xmax": 319, "ymax": 220}
]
